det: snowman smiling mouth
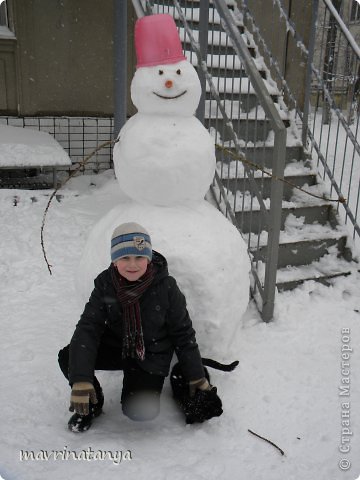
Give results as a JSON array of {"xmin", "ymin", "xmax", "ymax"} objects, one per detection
[{"xmin": 153, "ymin": 90, "xmax": 187, "ymax": 100}]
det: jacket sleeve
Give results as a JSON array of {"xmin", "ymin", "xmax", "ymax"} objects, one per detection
[
  {"xmin": 166, "ymin": 277, "xmax": 205, "ymax": 381},
  {"xmin": 69, "ymin": 273, "xmax": 108, "ymax": 384}
]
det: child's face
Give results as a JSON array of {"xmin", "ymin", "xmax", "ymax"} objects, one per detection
[{"xmin": 114, "ymin": 256, "xmax": 149, "ymax": 281}]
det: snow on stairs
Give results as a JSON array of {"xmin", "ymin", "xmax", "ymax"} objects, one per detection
[
  {"xmin": 156, "ymin": 0, "xmax": 358, "ymax": 291},
  {"xmin": 216, "ymin": 148, "xmax": 355, "ymax": 287}
]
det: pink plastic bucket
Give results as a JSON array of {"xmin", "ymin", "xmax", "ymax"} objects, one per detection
[{"xmin": 135, "ymin": 14, "xmax": 186, "ymax": 68}]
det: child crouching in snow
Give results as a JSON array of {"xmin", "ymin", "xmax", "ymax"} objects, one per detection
[{"xmin": 58, "ymin": 222, "xmax": 222, "ymax": 432}]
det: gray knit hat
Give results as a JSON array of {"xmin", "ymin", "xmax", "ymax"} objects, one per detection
[{"xmin": 111, "ymin": 222, "xmax": 152, "ymax": 263}]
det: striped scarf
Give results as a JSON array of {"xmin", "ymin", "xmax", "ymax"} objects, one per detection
[{"xmin": 111, "ymin": 263, "xmax": 155, "ymax": 361}]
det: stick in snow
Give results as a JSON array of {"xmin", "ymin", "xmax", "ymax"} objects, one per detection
[
  {"xmin": 40, "ymin": 138, "xmax": 117, "ymax": 275},
  {"xmin": 248, "ymin": 429, "xmax": 285, "ymax": 456}
]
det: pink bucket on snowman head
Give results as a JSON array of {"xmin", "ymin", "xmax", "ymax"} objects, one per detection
[{"xmin": 135, "ymin": 14, "xmax": 186, "ymax": 68}]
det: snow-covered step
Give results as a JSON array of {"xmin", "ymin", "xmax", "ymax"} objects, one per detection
[
  {"xmin": 155, "ymin": 0, "xmax": 236, "ymax": 9},
  {"xmin": 204, "ymin": 76, "xmax": 279, "ymax": 96},
  {"xmin": 187, "ymin": 52, "xmax": 268, "ymax": 80},
  {"xmin": 205, "ymin": 116, "xmax": 290, "ymax": 143},
  {"xmin": 250, "ymin": 231, "xmax": 351, "ymax": 269},
  {"xmin": 215, "ymin": 145, "xmax": 306, "ymax": 168},
  {"xmin": 155, "ymin": 4, "xmax": 242, "ymax": 27},
  {"xmin": 220, "ymin": 172, "xmax": 317, "ymax": 202},
  {"xmin": 180, "ymin": 29, "xmax": 256, "ymax": 57},
  {"xmin": 206, "ymin": 99, "xmax": 288, "ymax": 119},
  {"xmin": 248, "ymin": 214, "xmax": 348, "ymax": 246},
  {"xmin": 218, "ymin": 159, "xmax": 314, "ymax": 179},
  {"xmin": 275, "ymin": 249, "xmax": 359, "ymax": 291},
  {"xmin": 235, "ymin": 204, "xmax": 338, "ymax": 235},
  {"xmin": 188, "ymin": 51, "xmax": 245, "ymax": 71},
  {"xmin": 205, "ymin": 100, "xmax": 288, "ymax": 122},
  {"xmin": 179, "ymin": 27, "xmax": 255, "ymax": 49}
]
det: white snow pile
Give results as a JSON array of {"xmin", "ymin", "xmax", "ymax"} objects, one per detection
[
  {"xmin": 0, "ymin": 125, "xmax": 71, "ymax": 168},
  {"xmin": 76, "ymin": 200, "xmax": 250, "ymax": 356},
  {"xmin": 108, "ymin": 41, "xmax": 250, "ymax": 348},
  {"xmin": 0, "ymin": 171, "xmax": 359, "ymax": 480}
]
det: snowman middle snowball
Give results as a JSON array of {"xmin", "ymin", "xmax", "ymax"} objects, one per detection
[{"xmin": 113, "ymin": 59, "xmax": 216, "ymax": 206}]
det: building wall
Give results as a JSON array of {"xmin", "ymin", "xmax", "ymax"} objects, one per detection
[
  {"xmin": 1, "ymin": 0, "xmax": 319, "ymax": 118},
  {"xmin": 311, "ymin": 0, "xmax": 360, "ymax": 109},
  {"xmin": 0, "ymin": 0, "xmax": 137, "ymax": 116},
  {"xmin": 243, "ymin": 0, "xmax": 313, "ymax": 112}
]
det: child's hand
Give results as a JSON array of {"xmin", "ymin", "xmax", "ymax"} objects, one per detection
[
  {"xmin": 69, "ymin": 382, "xmax": 98, "ymax": 416},
  {"xmin": 189, "ymin": 377, "xmax": 211, "ymax": 397},
  {"xmin": 184, "ymin": 387, "xmax": 223, "ymax": 424}
]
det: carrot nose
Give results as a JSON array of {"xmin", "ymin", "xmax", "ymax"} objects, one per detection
[{"xmin": 165, "ymin": 80, "xmax": 173, "ymax": 89}]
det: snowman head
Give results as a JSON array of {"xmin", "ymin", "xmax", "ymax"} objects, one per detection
[
  {"xmin": 131, "ymin": 61, "xmax": 201, "ymax": 116},
  {"xmin": 131, "ymin": 14, "xmax": 201, "ymax": 117}
]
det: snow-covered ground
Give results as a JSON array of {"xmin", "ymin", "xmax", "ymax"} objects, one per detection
[{"xmin": 1, "ymin": 171, "xmax": 359, "ymax": 480}]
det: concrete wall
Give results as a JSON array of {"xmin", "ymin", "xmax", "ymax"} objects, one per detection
[
  {"xmin": 0, "ymin": 0, "xmax": 17, "ymax": 113},
  {"xmin": 0, "ymin": 34, "xmax": 17, "ymax": 113},
  {"xmin": 243, "ymin": 0, "xmax": 313, "ymax": 111},
  {"xmin": 1, "ymin": 0, "xmax": 315, "ymax": 117},
  {"xmin": 0, "ymin": 0, "xmax": 137, "ymax": 116}
]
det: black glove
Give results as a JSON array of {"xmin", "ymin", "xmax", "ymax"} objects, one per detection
[
  {"xmin": 170, "ymin": 365, "xmax": 223, "ymax": 424},
  {"xmin": 182, "ymin": 386, "xmax": 223, "ymax": 424}
]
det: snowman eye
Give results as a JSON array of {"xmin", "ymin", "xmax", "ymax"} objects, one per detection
[
  {"xmin": 176, "ymin": 69, "xmax": 181, "ymax": 75},
  {"xmin": 159, "ymin": 70, "xmax": 164, "ymax": 75}
]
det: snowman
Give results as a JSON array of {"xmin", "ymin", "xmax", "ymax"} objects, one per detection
[
  {"xmin": 77, "ymin": 14, "xmax": 250, "ymax": 357},
  {"xmin": 114, "ymin": 14, "xmax": 215, "ymax": 206}
]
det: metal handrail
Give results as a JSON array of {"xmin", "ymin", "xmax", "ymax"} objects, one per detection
[
  {"xmin": 212, "ymin": 0, "xmax": 286, "ymax": 319},
  {"xmin": 172, "ymin": 1, "xmax": 269, "ymax": 218}
]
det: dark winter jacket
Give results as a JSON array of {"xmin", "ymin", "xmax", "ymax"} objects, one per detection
[{"xmin": 69, "ymin": 252, "xmax": 205, "ymax": 384}]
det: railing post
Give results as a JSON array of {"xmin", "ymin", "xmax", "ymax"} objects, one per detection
[
  {"xmin": 261, "ymin": 127, "xmax": 286, "ymax": 322},
  {"xmin": 113, "ymin": 0, "xmax": 128, "ymax": 139},
  {"xmin": 302, "ymin": 0, "xmax": 318, "ymax": 148},
  {"xmin": 196, "ymin": 0, "xmax": 209, "ymax": 123}
]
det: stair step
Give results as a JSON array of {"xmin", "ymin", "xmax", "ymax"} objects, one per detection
[
  {"xmin": 188, "ymin": 52, "xmax": 267, "ymax": 80},
  {"xmin": 251, "ymin": 234, "xmax": 351, "ymax": 269},
  {"xmin": 182, "ymin": 35, "xmax": 256, "ymax": 57},
  {"xmin": 179, "ymin": 26, "xmax": 254, "ymax": 48},
  {"xmin": 204, "ymin": 77, "xmax": 279, "ymax": 96},
  {"xmin": 221, "ymin": 173, "xmax": 317, "ymax": 201},
  {"xmin": 156, "ymin": 4, "xmax": 241, "ymax": 30},
  {"xmin": 274, "ymin": 246, "xmax": 358, "ymax": 291},
  {"xmin": 155, "ymin": 0, "xmax": 236, "ymax": 11},
  {"xmin": 216, "ymin": 145, "xmax": 306, "ymax": 167},
  {"xmin": 205, "ymin": 90, "xmax": 276, "ymax": 109},
  {"xmin": 201, "ymin": 79, "xmax": 280, "ymax": 111},
  {"xmin": 234, "ymin": 204, "xmax": 338, "ymax": 234},
  {"xmin": 206, "ymin": 117, "xmax": 290, "ymax": 144},
  {"xmin": 276, "ymin": 265, "xmax": 358, "ymax": 291},
  {"xmin": 205, "ymin": 103, "xmax": 287, "ymax": 124}
]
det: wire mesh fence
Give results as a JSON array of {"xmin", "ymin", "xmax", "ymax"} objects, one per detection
[{"xmin": 0, "ymin": 116, "xmax": 114, "ymax": 186}]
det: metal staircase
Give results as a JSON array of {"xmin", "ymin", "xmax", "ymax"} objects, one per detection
[{"xmin": 148, "ymin": 0, "xmax": 358, "ymax": 309}]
